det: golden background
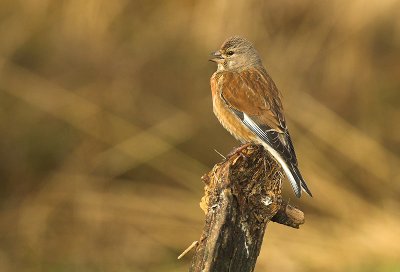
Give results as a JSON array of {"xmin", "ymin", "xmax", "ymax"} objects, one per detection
[{"xmin": 0, "ymin": 0, "xmax": 399, "ymax": 271}]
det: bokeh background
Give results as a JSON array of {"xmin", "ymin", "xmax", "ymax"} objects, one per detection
[{"xmin": 1, "ymin": 0, "xmax": 399, "ymax": 271}]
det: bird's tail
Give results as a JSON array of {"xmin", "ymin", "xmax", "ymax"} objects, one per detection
[
  {"xmin": 287, "ymin": 163, "xmax": 313, "ymax": 197},
  {"xmin": 261, "ymin": 142, "xmax": 312, "ymax": 198}
]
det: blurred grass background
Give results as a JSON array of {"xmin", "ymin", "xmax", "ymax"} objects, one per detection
[{"xmin": 0, "ymin": 0, "xmax": 399, "ymax": 271}]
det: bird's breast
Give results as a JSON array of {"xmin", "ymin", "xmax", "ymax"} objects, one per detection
[{"xmin": 210, "ymin": 73, "xmax": 257, "ymax": 143}]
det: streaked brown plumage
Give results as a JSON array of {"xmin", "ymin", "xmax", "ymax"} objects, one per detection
[{"xmin": 210, "ymin": 36, "xmax": 312, "ymax": 197}]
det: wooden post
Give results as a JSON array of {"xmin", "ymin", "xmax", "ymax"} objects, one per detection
[{"xmin": 189, "ymin": 144, "xmax": 305, "ymax": 272}]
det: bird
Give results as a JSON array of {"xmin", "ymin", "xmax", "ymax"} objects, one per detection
[{"xmin": 209, "ymin": 36, "xmax": 312, "ymax": 198}]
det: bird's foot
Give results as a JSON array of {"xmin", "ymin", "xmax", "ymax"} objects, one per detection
[{"xmin": 227, "ymin": 143, "xmax": 252, "ymax": 158}]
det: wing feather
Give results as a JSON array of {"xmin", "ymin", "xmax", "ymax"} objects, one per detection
[{"xmin": 219, "ymin": 67, "xmax": 312, "ymax": 197}]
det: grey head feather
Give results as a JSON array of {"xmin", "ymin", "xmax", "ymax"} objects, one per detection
[{"xmin": 218, "ymin": 36, "xmax": 263, "ymax": 71}]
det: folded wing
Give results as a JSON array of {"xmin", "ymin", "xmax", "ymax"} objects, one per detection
[{"xmin": 220, "ymin": 68, "xmax": 312, "ymax": 197}]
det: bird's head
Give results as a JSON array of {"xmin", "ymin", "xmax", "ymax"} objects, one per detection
[{"xmin": 210, "ymin": 36, "xmax": 262, "ymax": 71}]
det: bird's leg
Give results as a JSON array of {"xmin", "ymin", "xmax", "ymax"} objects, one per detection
[{"xmin": 227, "ymin": 143, "xmax": 252, "ymax": 158}]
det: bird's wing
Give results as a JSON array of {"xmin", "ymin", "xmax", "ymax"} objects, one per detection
[
  {"xmin": 219, "ymin": 68, "xmax": 297, "ymax": 163},
  {"xmin": 219, "ymin": 68, "xmax": 312, "ymax": 197},
  {"xmin": 219, "ymin": 68, "xmax": 284, "ymax": 133}
]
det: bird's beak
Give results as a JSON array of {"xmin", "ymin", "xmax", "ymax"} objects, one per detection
[{"xmin": 209, "ymin": 51, "xmax": 224, "ymax": 63}]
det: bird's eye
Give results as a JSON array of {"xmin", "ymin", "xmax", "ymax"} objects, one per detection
[{"xmin": 226, "ymin": 51, "xmax": 234, "ymax": 56}]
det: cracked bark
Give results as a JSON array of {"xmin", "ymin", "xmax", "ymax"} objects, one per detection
[{"xmin": 189, "ymin": 144, "xmax": 305, "ymax": 272}]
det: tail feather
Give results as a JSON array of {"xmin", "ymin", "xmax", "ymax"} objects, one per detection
[
  {"xmin": 289, "ymin": 163, "xmax": 313, "ymax": 197},
  {"xmin": 260, "ymin": 142, "xmax": 312, "ymax": 198},
  {"xmin": 285, "ymin": 169, "xmax": 302, "ymax": 198},
  {"xmin": 261, "ymin": 143, "xmax": 302, "ymax": 197}
]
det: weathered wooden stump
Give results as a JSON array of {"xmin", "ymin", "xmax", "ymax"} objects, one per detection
[{"xmin": 189, "ymin": 144, "xmax": 305, "ymax": 272}]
